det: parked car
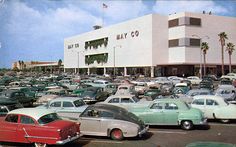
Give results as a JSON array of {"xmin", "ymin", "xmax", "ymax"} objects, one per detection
[
  {"xmin": 215, "ymin": 85, "xmax": 236, "ymax": 101},
  {"xmin": 0, "ymin": 90, "xmax": 36, "ymax": 107},
  {"xmin": 172, "ymin": 83, "xmax": 190, "ymax": 95},
  {"xmin": 100, "ymin": 95, "xmax": 151, "ymax": 109},
  {"xmin": 199, "ymin": 80, "xmax": 214, "ymax": 91},
  {"xmin": 0, "ymin": 104, "xmax": 23, "ymax": 116},
  {"xmin": 220, "ymin": 73, "xmax": 236, "ymax": 81},
  {"xmin": 104, "ymin": 83, "xmax": 120, "ymax": 96},
  {"xmin": 78, "ymin": 104, "xmax": 148, "ymax": 140},
  {"xmin": 176, "ymin": 89, "xmax": 213, "ymax": 104},
  {"xmin": 219, "ymin": 78, "xmax": 232, "ymax": 86},
  {"xmin": 186, "ymin": 76, "xmax": 202, "ymax": 85},
  {"xmin": 115, "ymin": 84, "xmax": 138, "ymax": 97},
  {"xmin": 191, "ymin": 95, "xmax": 236, "ymax": 123},
  {"xmin": 9, "ymin": 87, "xmax": 36, "ymax": 98},
  {"xmin": 134, "ymin": 83, "xmax": 148, "ymax": 95},
  {"xmin": 87, "ymin": 79, "xmax": 109, "ymax": 88},
  {"xmin": 72, "ymin": 84, "xmax": 93, "ymax": 95},
  {"xmin": 37, "ymin": 97, "xmax": 88, "ymax": 120},
  {"xmin": 0, "ymin": 108, "xmax": 82, "ymax": 147},
  {"xmin": 186, "ymin": 141, "xmax": 236, "ymax": 147},
  {"xmin": 79, "ymin": 87, "xmax": 109, "ymax": 104},
  {"xmin": 129, "ymin": 99, "xmax": 207, "ymax": 130}
]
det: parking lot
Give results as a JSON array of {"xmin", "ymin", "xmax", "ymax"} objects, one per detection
[{"xmin": 1, "ymin": 121, "xmax": 236, "ymax": 147}]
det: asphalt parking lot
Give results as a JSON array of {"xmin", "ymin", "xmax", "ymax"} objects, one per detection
[{"xmin": 1, "ymin": 121, "xmax": 236, "ymax": 147}]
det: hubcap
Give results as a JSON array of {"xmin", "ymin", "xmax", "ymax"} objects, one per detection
[
  {"xmin": 183, "ymin": 121, "xmax": 191, "ymax": 129},
  {"xmin": 113, "ymin": 130, "xmax": 121, "ymax": 139}
]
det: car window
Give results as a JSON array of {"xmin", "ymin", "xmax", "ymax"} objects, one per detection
[
  {"xmin": 100, "ymin": 111, "xmax": 114, "ymax": 118},
  {"xmin": 38, "ymin": 113, "xmax": 61, "ymax": 125},
  {"xmin": 108, "ymin": 98, "xmax": 119, "ymax": 103},
  {"xmin": 150, "ymin": 102, "xmax": 164, "ymax": 109},
  {"xmin": 121, "ymin": 98, "xmax": 133, "ymax": 103},
  {"xmin": 165, "ymin": 103, "xmax": 178, "ymax": 110},
  {"xmin": 50, "ymin": 101, "xmax": 61, "ymax": 107},
  {"xmin": 74, "ymin": 100, "xmax": 86, "ymax": 107},
  {"xmin": 192, "ymin": 99, "xmax": 205, "ymax": 105},
  {"xmin": 206, "ymin": 99, "xmax": 219, "ymax": 106},
  {"xmin": 5, "ymin": 114, "xmax": 18, "ymax": 123},
  {"xmin": 63, "ymin": 101, "xmax": 74, "ymax": 107},
  {"xmin": 82, "ymin": 109, "xmax": 100, "ymax": 118},
  {"xmin": 20, "ymin": 115, "xmax": 35, "ymax": 124}
]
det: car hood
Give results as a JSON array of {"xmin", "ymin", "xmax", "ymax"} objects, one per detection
[{"xmin": 0, "ymin": 97, "xmax": 18, "ymax": 105}]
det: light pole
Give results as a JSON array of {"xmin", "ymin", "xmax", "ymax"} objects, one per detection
[
  {"xmin": 192, "ymin": 35, "xmax": 209, "ymax": 79},
  {"xmin": 113, "ymin": 45, "xmax": 122, "ymax": 78}
]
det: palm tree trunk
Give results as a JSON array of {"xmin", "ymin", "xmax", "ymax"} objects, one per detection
[
  {"xmin": 203, "ymin": 53, "xmax": 206, "ymax": 76},
  {"xmin": 221, "ymin": 45, "xmax": 224, "ymax": 75},
  {"xmin": 229, "ymin": 54, "xmax": 232, "ymax": 73}
]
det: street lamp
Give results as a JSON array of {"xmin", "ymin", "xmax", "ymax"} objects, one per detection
[
  {"xmin": 192, "ymin": 35, "xmax": 209, "ymax": 79},
  {"xmin": 113, "ymin": 45, "xmax": 122, "ymax": 78}
]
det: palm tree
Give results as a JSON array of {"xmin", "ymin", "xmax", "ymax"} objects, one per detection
[
  {"xmin": 218, "ymin": 32, "xmax": 228, "ymax": 75},
  {"xmin": 226, "ymin": 42, "xmax": 235, "ymax": 73},
  {"xmin": 201, "ymin": 42, "xmax": 209, "ymax": 76}
]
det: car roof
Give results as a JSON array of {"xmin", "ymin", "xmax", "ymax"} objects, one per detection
[
  {"xmin": 49, "ymin": 97, "xmax": 83, "ymax": 102},
  {"xmin": 87, "ymin": 103, "xmax": 127, "ymax": 113},
  {"xmin": 8, "ymin": 108, "xmax": 54, "ymax": 121}
]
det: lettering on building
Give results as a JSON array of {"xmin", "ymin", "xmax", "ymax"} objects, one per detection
[
  {"xmin": 68, "ymin": 43, "xmax": 79, "ymax": 49},
  {"xmin": 116, "ymin": 30, "xmax": 139, "ymax": 40}
]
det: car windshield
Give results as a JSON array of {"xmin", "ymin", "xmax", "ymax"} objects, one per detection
[
  {"xmin": 74, "ymin": 99, "xmax": 86, "ymax": 107},
  {"xmin": 38, "ymin": 113, "xmax": 61, "ymax": 125}
]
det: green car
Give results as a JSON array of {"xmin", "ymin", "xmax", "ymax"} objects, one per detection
[{"xmin": 129, "ymin": 99, "xmax": 207, "ymax": 130}]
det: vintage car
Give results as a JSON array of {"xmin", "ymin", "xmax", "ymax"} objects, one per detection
[
  {"xmin": 99, "ymin": 95, "xmax": 151, "ymax": 109},
  {"xmin": 0, "ymin": 108, "xmax": 81, "ymax": 147},
  {"xmin": 115, "ymin": 84, "xmax": 138, "ymax": 97},
  {"xmin": 215, "ymin": 85, "xmax": 236, "ymax": 101},
  {"xmin": 103, "ymin": 83, "xmax": 120, "ymax": 96},
  {"xmin": 176, "ymin": 89, "xmax": 213, "ymax": 104},
  {"xmin": 134, "ymin": 83, "xmax": 148, "ymax": 95},
  {"xmin": 172, "ymin": 83, "xmax": 190, "ymax": 95},
  {"xmin": 79, "ymin": 87, "xmax": 109, "ymax": 104},
  {"xmin": 72, "ymin": 84, "xmax": 93, "ymax": 95},
  {"xmin": 37, "ymin": 97, "xmax": 88, "ymax": 120},
  {"xmin": 78, "ymin": 104, "xmax": 148, "ymax": 140},
  {"xmin": 0, "ymin": 89, "xmax": 36, "ymax": 107},
  {"xmin": 191, "ymin": 95, "xmax": 236, "ymax": 123},
  {"xmin": 0, "ymin": 104, "xmax": 23, "ymax": 117},
  {"xmin": 199, "ymin": 79, "xmax": 214, "ymax": 91},
  {"xmin": 129, "ymin": 99, "xmax": 207, "ymax": 130},
  {"xmin": 186, "ymin": 76, "xmax": 202, "ymax": 85},
  {"xmin": 220, "ymin": 73, "xmax": 236, "ymax": 81}
]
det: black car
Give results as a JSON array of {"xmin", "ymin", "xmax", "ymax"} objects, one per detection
[
  {"xmin": 79, "ymin": 87, "xmax": 109, "ymax": 104},
  {"xmin": 199, "ymin": 80, "xmax": 214, "ymax": 91},
  {"xmin": 0, "ymin": 90, "xmax": 36, "ymax": 107}
]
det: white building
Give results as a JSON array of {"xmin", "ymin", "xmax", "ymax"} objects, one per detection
[{"xmin": 64, "ymin": 12, "xmax": 236, "ymax": 77}]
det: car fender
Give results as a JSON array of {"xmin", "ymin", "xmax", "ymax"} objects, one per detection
[
  {"xmin": 213, "ymin": 105, "xmax": 236, "ymax": 119},
  {"xmin": 107, "ymin": 121, "xmax": 139, "ymax": 137}
]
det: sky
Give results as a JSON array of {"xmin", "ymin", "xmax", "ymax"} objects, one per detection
[{"xmin": 0, "ymin": 0, "xmax": 236, "ymax": 68}]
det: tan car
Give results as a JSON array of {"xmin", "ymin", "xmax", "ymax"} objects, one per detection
[{"xmin": 78, "ymin": 104, "xmax": 149, "ymax": 140}]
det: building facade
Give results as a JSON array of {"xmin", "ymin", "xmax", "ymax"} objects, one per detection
[{"xmin": 64, "ymin": 12, "xmax": 236, "ymax": 77}]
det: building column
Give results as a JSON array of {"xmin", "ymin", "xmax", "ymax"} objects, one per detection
[
  {"xmin": 104, "ymin": 67, "xmax": 106, "ymax": 75},
  {"xmin": 64, "ymin": 68, "xmax": 66, "ymax": 73},
  {"xmin": 151, "ymin": 66, "xmax": 154, "ymax": 78},
  {"xmin": 74, "ymin": 68, "xmax": 77, "ymax": 73},
  {"xmin": 124, "ymin": 67, "xmax": 127, "ymax": 76},
  {"xmin": 87, "ymin": 68, "xmax": 90, "ymax": 75}
]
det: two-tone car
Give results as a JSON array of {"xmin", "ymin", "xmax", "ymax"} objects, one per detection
[
  {"xmin": 78, "ymin": 104, "xmax": 149, "ymax": 140},
  {"xmin": 0, "ymin": 108, "xmax": 82, "ymax": 147},
  {"xmin": 129, "ymin": 99, "xmax": 207, "ymax": 130},
  {"xmin": 191, "ymin": 95, "xmax": 236, "ymax": 123}
]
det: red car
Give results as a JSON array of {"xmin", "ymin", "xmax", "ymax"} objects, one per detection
[{"xmin": 0, "ymin": 108, "xmax": 82, "ymax": 147}]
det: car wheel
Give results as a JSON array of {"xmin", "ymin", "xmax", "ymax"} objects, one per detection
[
  {"xmin": 34, "ymin": 143, "xmax": 47, "ymax": 147},
  {"xmin": 181, "ymin": 120, "xmax": 193, "ymax": 130},
  {"xmin": 220, "ymin": 119, "xmax": 230, "ymax": 123},
  {"xmin": 111, "ymin": 129, "xmax": 124, "ymax": 140}
]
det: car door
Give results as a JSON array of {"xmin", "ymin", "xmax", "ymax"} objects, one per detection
[
  {"xmin": 204, "ymin": 99, "xmax": 219, "ymax": 119},
  {"xmin": 60, "ymin": 101, "xmax": 78, "ymax": 120},
  {"xmin": 145, "ymin": 102, "xmax": 165, "ymax": 125},
  {"xmin": 162, "ymin": 102, "xmax": 179, "ymax": 125},
  {"xmin": 79, "ymin": 108, "xmax": 101, "ymax": 136},
  {"xmin": 0, "ymin": 114, "xmax": 18, "ymax": 141},
  {"xmin": 17, "ymin": 115, "xmax": 37, "ymax": 143}
]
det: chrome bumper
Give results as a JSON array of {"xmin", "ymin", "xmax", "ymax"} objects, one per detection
[
  {"xmin": 138, "ymin": 125, "xmax": 149, "ymax": 137},
  {"xmin": 56, "ymin": 133, "xmax": 82, "ymax": 145}
]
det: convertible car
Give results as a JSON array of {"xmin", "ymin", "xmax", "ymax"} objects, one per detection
[{"xmin": 0, "ymin": 108, "xmax": 82, "ymax": 147}]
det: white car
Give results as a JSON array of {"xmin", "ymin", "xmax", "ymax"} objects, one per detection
[
  {"xmin": 221, "ymin": 73, "xmax": 236, "ymax": 81},
  {"xmin": 99, "ymin": 95, "xmax": 151, "ymax": 109},
  {"xmin": 187, "ymin": 76, "xmax": 202, "ymax": 85},
  {"xmin": 191, "ymin": 95, "xmax": 236, "ymax": 123}
]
